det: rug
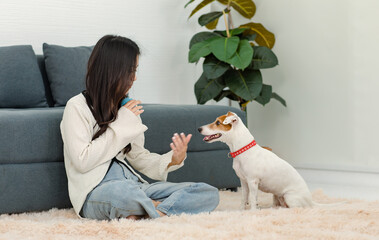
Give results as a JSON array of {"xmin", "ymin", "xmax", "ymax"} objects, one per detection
[{"xmin": 0, "ymin": 189, "xmax": 378, "ymax": 240}]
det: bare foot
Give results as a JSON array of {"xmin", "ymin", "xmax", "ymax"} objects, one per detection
[
  {"xmin": 125, "ymin": 200, "xmax": 165, "ymax": 220},
  {"xmin": 152, "ymin": 200, "xmax": 161, "ymax": 208},
  {"xmin": 152, "ymin": 200, "xmax": 166, "ymax": 217},
  {"xmin": 156, "ymin": 210, "xmax": 166, "ymax": 217},
  {"xmin": 126, "ymin": 215, "xmax": 142, "ymax": 220}
]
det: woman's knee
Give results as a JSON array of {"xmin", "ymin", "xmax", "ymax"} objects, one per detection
[
  {"xmin": 83, "ymin": 180, "xmax": 148, "ymax": 220},
  {"xmin": 193, "ymin": 183, "xmax": 220, "ymax": 208},
  {"xmin": 196, "ymin": 182, "xmax": 219, "ymax": 194}
]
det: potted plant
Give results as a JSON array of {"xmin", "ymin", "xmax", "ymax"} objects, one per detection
[{"xmin": 185, "ymin": 0, "xmax": 286, "ymax": 112}]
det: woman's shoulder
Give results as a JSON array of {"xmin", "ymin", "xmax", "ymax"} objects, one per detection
[
  {"xmin": 64, "ymin": 93, "xmax": 92, "ymax": 116},
  {"xmin": 66, "ymin": 93, "xmax": 86, "ymax": 106},
  {"xmin": 62, "ymin": 93, "xmax": 97, "ymax": 127}
]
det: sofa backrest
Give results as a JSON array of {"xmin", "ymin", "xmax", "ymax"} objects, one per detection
[{"xmin": 0, "ymin": 44, "xmax": 92, "ymax": 108}]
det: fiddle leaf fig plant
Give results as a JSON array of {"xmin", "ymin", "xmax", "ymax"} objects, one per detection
[{"xmin": 185, "ymin": 0, "xmax": 286, "ymax": 111}]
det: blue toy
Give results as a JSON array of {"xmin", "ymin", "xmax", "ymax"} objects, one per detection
[{"xmin": 121, "ymin": 97, "xmax": 132, "ymax": 106}]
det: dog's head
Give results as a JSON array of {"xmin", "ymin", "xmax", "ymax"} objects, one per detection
[{"xmin": 198, "ymin": 112, "xmax": 241, "ymax": 143}]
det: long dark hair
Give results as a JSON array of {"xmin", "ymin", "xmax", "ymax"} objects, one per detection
[{"xmin": 83, "ymin": 35, "xmax": 140, "ymax": 154}]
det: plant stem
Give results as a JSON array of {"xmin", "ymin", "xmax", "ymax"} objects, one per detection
[
  {"xmin": 227, "ymin": 5, "xmax": 234, "ymax": 29},
  {"xmin": 222, "ymin": 10, "xmax": 230, "ymax": 38}
]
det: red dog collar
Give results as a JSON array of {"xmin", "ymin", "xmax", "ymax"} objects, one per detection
[{"xmin": 228, "ymin": 140, "xmax": 257, "ymax": 158}]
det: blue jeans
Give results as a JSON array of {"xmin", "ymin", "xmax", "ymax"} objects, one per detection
[{"xmin": 81, "ymin": 160, "xmax": 220, "ymax": 220}]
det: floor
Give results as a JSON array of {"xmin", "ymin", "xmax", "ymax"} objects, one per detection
[
  {"xmin": 296, "ymin": 167, "xmax": 379, "ymax": 201},
  {"xmin": 307, "ymin": 183, "xmax": 379, "ymax": 201}
]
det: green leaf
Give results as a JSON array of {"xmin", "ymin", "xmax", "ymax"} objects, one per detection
[
  {"xmin": 250, "ymin": 46, "xmax": 278, "ymax": 69},
  {"xmin": 185, "ymin": 0, "xmax": 195, "ymax": 8},
  {"xmin": 213, "ymin": 90, "xmax": 239, "ymax": 102},
  {"xmin": 203, "ymin": 55, "xmax": 230, "ymax": 79},
  {"xmin": 217, "ymin": 0, "xmax": 256, "ymax": 19},
  {"xmin": 198, "ymin": 11, "xmax": 223, "ymax": 27},
  {"xmin": 205, "ymin": 18, "xmax": 219, "ymax": 30},
  {"xmin": 194, "ymin": 73, "xmax": 225, "ymax": 104},
  {"xmin": 244, "ymin": 33, "xmax": 257, "ymax": 41},
  {"xmin": 210, "ymin": 36, "xmax": 239, "ymax": 62},
  {"xmin": 189, "ymin": 0, "xmax": 216, "ymax": 18},
  {"xmin": 230, "ymin": 28, "xmax": 248, "ymax": 36},
  {"xmin": 188, "ymin": 37, "xmax": 217, "ymax": 62},
  {"xmin": 240, "ymin": 22, "xmax": 276, "ymax": 49},
  {"xmin": 215, "ymin": 28, "xmax": 248, "ymax": 37},
  {"xmin": 189, "ymin": 32, "xmax": 221, "ymax": 49},
  {"xmin": 271, "ymin": 92, "xmax": 287, "ymax": 107},
  {"xmin": 226, "ymin": 39, "xmax": 253, "ymax": 70},
  {"xmin": 225, "ymin": 69, "xmax": 262, "ymax": 100},
  {"xmin": 255, "ymin": 84, "xmax": 272, "ymax": 105}
]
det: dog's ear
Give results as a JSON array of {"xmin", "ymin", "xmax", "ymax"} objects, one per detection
[{"xmin": 223, "ymin": 112, "xmax": 238, "ymax": 125}]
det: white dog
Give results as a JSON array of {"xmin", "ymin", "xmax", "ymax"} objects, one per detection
[{"xmin": 198, "ymin": 112, "xmax": 323, "ymax": 210}]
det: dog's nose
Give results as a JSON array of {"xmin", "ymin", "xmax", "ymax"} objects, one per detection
[{"xmin": 198, "ymin": 127, "xmax": 202, "ymax": 133}]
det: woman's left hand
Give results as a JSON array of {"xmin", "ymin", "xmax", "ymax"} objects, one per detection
[{"xmin": 168, "ymin": 133, "xmax": 192, "ymax": 168}]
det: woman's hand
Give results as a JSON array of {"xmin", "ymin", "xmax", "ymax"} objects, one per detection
[
  {"xmin": 168, "ymin": 133, "xmax": 192, "ymax": 168},
  {"xmin": 123, "ymin": 100, "xmax": 144, "ymax": 116}
]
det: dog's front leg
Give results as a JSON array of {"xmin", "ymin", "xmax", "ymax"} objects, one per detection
[
  {"xmin": 247, "ymin": 178, "xmax": 260, "ymax": 210},
  {"xmin": 240, "ymin": 180, "xmax": 251, "ymax": 210}
]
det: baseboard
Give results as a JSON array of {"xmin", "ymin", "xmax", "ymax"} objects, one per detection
[{"xmin": 295, "ymin": 166, "xmax": 379, "ymax": 200}]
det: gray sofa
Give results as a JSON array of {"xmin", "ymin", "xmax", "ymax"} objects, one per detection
[{"xmin": 0, "ymin": 44, "xmax": 245, "ymax": 214}]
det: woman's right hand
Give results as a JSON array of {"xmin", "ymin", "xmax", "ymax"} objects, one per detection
[{"xmin": 123, "ymin": 100, "xmax": 144, "ymax": 116}]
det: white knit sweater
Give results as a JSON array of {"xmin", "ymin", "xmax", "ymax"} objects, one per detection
[{"xmin": 60, "ymin": 94, "xmax": 184, "ymax": 216}]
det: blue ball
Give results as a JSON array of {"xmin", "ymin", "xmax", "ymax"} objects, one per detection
[{"xmin": 121, "ymin": 97, "xmax": 133, "ymax": 106}]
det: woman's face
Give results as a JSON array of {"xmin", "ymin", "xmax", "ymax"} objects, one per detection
[
  {"xmin": 125, "ymin": 56, "xmax": 139, "ymax": 95},
  {"xmin": 134, "ymin": 56, "xmax": 139, "ymax": 82}
]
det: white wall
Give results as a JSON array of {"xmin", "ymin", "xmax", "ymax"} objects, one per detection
[
  {"xmin": 0, "ymin": 0, "xmax": 205, "ymax": 105},
  {"xmin": 1, "ymin": 0, "xmax": 379, "ymax": 173},
  {"xmin": 238, "ymin": 0, "xmax": 379, "ymax": 172}
]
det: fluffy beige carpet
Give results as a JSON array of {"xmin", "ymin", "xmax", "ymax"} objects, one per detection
[{"xmin": 1, "ymin": 189, "xmax": 378, "ymax": 240}]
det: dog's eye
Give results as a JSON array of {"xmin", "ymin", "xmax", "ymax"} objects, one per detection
[{"xmin": 216, "ymin": 121, "xmax": 221, "ymax": 125}]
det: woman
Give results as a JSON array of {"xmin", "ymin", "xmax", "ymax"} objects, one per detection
[{"xmin": 60, "ymin": 35, "xmax": 219, "ymax": 220}]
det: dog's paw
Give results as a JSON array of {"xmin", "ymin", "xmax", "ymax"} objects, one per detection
[
  {"xmin": 249, "ymin": 207, "xmax": 259, "ymax": 211},
  {"xmin": 240, "ymin": 202, "xmax": 252, "ymax": 210},
  {"xmin": 246, "ymin": 203, "xmax": 260, "ymax": 211}
]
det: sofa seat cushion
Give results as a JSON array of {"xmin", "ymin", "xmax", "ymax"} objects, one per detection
[
  {"xmin": 0, "ymin": 162, "xmax": 71, "ymax": 213},
  {"xmin": 134, "ymin": 149, "xmax": 240, "ymax": 188},
  {"xmin": 0, "ymin": 107, "xmax": 64, "ymax": 164},
  {"xmin": 43, "ymin": 43, "xmax": 93, "ymax": 106},
  {"xmin": 0, "ymin": 45, "xmax": 48, "ymax": 108}
]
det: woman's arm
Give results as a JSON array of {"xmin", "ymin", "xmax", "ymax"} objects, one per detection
[
  {"xmin": 125, "ymin": 133, "xmax": 186, "ymax": 181},
  {"xmin": 61, "ymin": 101, "xmax": 147, "ymax": 173}
]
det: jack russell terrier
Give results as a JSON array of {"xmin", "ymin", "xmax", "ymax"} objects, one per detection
[{"xmin": 198, "ymin": 112, "xmax": 333, "ymax": 210}]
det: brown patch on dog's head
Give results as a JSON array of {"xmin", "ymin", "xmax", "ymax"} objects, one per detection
[{"xmin": 209, "ymin": 114, "xmax": 232, "ymax": 131}]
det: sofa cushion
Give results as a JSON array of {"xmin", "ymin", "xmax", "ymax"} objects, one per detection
[
  {"xmin": 37, "ymin": 55, "xmax": 55, "ymax": 107},
  {"xmin": 0, "ymin": 107, "xmax": 64, "ymax": 164},
  {"xmin": 43, "ymin": 43, "xmax": 93, "ymax": 106},
  {"xmin": 0, "ymin": 45, "xmax": 48, "ymax": 108}
]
